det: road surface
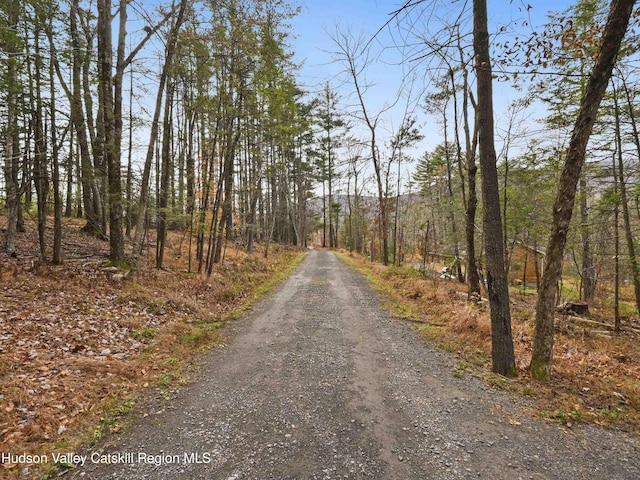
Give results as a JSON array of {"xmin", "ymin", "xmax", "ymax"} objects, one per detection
[{"xmin": 69, "ymin": 250, "xmax": 639, "ymax": 479}]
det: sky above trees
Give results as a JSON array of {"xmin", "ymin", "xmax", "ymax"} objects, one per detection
[{"xmin": 289, "ymin": 0, "xmax": 578, "ymax": 173}]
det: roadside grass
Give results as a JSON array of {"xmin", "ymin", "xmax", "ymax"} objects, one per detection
[
  {"xmin": 337, "ymin": 250, "xmax": 640, "ymax": 434},
  {"xmin": 0, "ymin": 220, "xmax": 306, "ymax": 480}
]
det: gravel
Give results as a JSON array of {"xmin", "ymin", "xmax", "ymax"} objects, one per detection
[{"xmin": 68, "ymin": 250, "xmax": 639, "ymax": 479}]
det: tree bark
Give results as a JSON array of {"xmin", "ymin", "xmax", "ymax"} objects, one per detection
[
  {"xmin": 3, "ymin": 0, "xmax": 21, "ymax": 256},
  {"xmin": 29, "ymin": 23, "xmax": 49, "ymax": 260},
  {"xmin": 473, "ymin": 0, "xmax": 516, "ymax": 376},
  {"xmin": 612, "ymin": 150, "xmax": 621, "ymax": 332},
  {"xmin": 579, "ymin": 176, "xmax": 596, "ymax": 300},
  {"xmin": 156, "ymin": 79, "xmax": 175, "ymax": 268},
  {"xmin": 65, "ymin": 0, "xmax": 102, "ymax": 236},
  {"xmin": 464, "ymin": 85, "xmax": 481, "ymax": 297},
  {"xmin": 78, "ymin": 11, "xmax": 106, "ymax": 234},
  {"xmin": 49, "ymin": 15, "xmax": 63, "ymax": 264},
  {"xmin": 613, "ymin": 85, "xmax": 640, "ymax": 314},
  {"xmin": 619, "ymin": 76, "xmax": 640, "ymax": 313},
  {"xmin": 97, "ymin": 0, "xmax": 127, "ymax": 264},
  {"xmin": 531, "ymin": 0, "xmax": 635, "ymax": 380}
]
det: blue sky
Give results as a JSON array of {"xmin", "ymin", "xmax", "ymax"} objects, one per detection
[
  {"xmin": 289, "ymin": 0, "xmax": 577, "ymax": 175},
  {"xmin": 290, "ymin": 0, "xmax": 575, "ymax": 87}
]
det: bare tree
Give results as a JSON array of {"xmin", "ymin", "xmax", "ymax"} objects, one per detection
[
  {"xmin": 329, "ymin": 27, "xmax": 396, "ymax": 265},
  {"xmin": 48, "ymin": 10, "xmax": 63, "ymax": 264},
  {"xmin": 132, "ymin": 1, "xmax": 188, "ymax": 258},
  {"xmin": 617, "ymin": 73, "xmax": 640, "ymax": 313}
]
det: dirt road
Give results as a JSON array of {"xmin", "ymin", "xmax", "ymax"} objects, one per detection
[{"xmin": 69, "ymin": 250, "xmax": 639, "ymax": 479}]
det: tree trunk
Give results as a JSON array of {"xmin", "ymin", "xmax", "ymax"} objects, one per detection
[
  {"xmin": 465, "ymin": 155, "xmax": 481, "ymax": 295},
  {"xmin": 334, "ymin": 31, "xmax": 387, "ymax": 264},
  {"xmin": 49, "ymin": 15, "xmax": 63, "ymax": 264},
  {"xmin": 619, "ymin": 76, "xmax": 640, "ymax": 313},
  {"xmin": 321, "ymin": 177, "xmax": 327, "ymax": 247},
  {"xmin": 125, "ymin": 63, "xmax": 134, "ymax": 238},
  {"xmin": 393, "ymin": 150, "xmax": 402, "ymax": 266},
  {"xmin": 473, "ymin": 0, "xmax": 516, "ymax": 376},
  {"xmin": 443, "ymin": 113, "xmax": 463, "ymax": 283},
  {"xmin": 156, "ymin": 79, "xmax": 175, "ymax": 268},
  {"xmin": 531, "ymin": 0, "xmax": 635, "ymax": 380},
  {"xmin": 67, "ymin": 0, "xmax": 102, "ymax": 236},
  {"xmin": 103, "ymin": 0, "xmax": 127, "ymax": 264},
  {"xmin": 612, "ymin": 151, "xmax": 621, "ymax": 332},
  {"xmin": 3, "ymin": 0, "xmax": 21, "ymax": 256},
  {"xmin": 579, "ymin": 176, "xmax": 596, "ymax": 300},
  {"xmin": 613, "ymin": 85, "xmax": 640, "ymax": 314},
  {"xmin": 30, "ymin": 25, "xmax": 49, "ymax": 260},
  {"xmin": 65, "ymin": 126, "xmax": 74, "ymax": 218}
]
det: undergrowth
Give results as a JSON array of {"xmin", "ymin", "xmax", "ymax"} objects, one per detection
[{"xmin": 336, "ymin": 250, "xmax": 640, "ymax": 434}]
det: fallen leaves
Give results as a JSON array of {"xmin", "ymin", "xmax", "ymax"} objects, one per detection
[
  {"xmin": 339, "ymin": 250, "xmax": 640, "ymax": 433},
  {"xmin": 0, "ymin": 273, "xmax": 185, "ymax": 457},
  {"xmin": 0, "ymin": 219, "xmax": 303, "ymax": 477}
]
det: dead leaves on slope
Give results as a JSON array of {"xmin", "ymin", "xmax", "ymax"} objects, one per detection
[{"xmin": 0, "ymin": 221, "xmax": 299, "ymax": 474}]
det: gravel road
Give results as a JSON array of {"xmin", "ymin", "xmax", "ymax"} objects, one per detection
[{"xmin": 69, "ymin": 250, "xmax": 639, "ymax": 479}]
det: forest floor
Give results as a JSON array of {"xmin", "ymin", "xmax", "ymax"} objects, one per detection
[
  {"xmin": 0, "ymin": 217, "xmax": 305, "ymax": 479},
  {"xmin": 1, "ymin": 217, "xmax": 639, "ymax": 478},
  {"xmin": 33, "ymin": 250, "xmax": 640, "ymax": 479},
  {"xmin": 338, "ymin": 251, "xmax": 640, "ymax": 434}
]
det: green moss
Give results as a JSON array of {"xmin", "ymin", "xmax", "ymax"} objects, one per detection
[{"xmin": 529, "ymin": 358, "xmax": 551, "ymax": 381}]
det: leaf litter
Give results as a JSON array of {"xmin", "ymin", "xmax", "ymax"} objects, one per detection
[{"xmin": 0, "ymin": 218, "xmax": 301, "ymax": 478}]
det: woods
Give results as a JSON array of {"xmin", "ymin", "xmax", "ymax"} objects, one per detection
[
  {"xmin": 2, "ymin": 0, "xmax": 311, "ymax": 271},
  {"xmin": 1, "ymin": 0, "xmax": 640, "ymax": 379},
  {"xmin": 3, "ymin": 2, "xmax": 640, "ymax": 474}
]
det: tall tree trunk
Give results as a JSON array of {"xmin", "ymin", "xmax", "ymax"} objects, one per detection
[
  {"xmin": 473, "ymin": 0, "xmax": 516, "ymax": 376},
  {"xmin": 449, "ymin": 67, "xmax": 466, "ymax": 282},
  {"xmin": 66, "ymin": 0, "xmax": 102, "ymax": 236},
  {"xmin": 214, "ymin": 93, "xmax": 241, "ymax": 264},
  {"xmin": 102, "ymin": 0, "xmax": 127, "ymax": 264},
  {"xmin": 49, "ymin": 16, "xmax": 63, "ymax": 264},
  {"xmin": 3, "ymin": 0, "xmax": 21, "ymax": 255},
  {"xmin": 619, "ymin": 76, "xmax": 640, "ymax": 313},
  {"xmin": 612, "ymin": 151, "xmax": 621, "ymax": 332},
  {"xmin": 579, "ymin": 176, "xmax": 595, "ymax": 300},
  {"xmin": 197, "ymin": 146, "xmax": 213, "ymax": 273},
  {"xmin": 463, "ymin": 72, "xmax": 481, "ymax": 297},
  {"xmin": 393, "ymin": 150, "xmax": 402, "ymax": 266},
  {"xmin": 31, "ymin": 25, "xmax": 49, "ymax": 259},
  {"xmin": 613, "ymin": 84, "xmax": 640, "ymax": 313},
  {"xmin": 531, "ymin": 0, "xmax": 635, "ymax": 380},
  {"xmin": 125, "ymin": 62, "xmax": 134, "ymax": 238},
  {"xmin": 321, "ymin": 178, "xmax": 327, "ymax": 247},
  {"xmin": 374, "ymin": 142, "xmax": 389, "ymax": 265},
  {"xmin": 65, "ymin": 127, "xmax": 74, "ymax": 218},
  {"xmin": 443, "ymin": 113, "xmax": 462, "ymax": 283},
  {"xmin": 156, "ymin": 80, "xmax": 175, "ymax": 268}
]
